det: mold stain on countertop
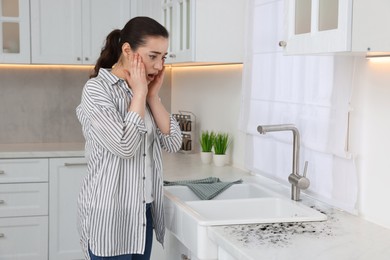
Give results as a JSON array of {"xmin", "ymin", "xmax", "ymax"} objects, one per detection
[{"xmin": 221, "ymin": 206, "xmax": 338, "ymax": 248}]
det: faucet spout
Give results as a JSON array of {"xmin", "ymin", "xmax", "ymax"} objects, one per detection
[{"xmin": 257, "ymin": 124, "xmax": 310, "ymax": 201}]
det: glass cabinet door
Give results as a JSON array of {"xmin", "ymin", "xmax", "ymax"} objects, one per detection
[
  {"xmin": 284, "ymin": 0, "xmax": 351, "ymax": 54},
  {"xmin": 162, "ymin": 0, "xmax": 193, "ymax": 63},
  {"xmin": 0, "ymin": 0, "xmax": 30, "ymax": 63}
]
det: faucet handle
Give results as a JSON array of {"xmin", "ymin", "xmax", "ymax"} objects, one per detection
[
  {"xmin": 298, "ymin": 161, "xmax": 310, "ymax": 190},
  {"xmin": 288, "ymin": 161, "xmax": 310, "ymax": 190},
  {"xmin": 303, "ymin": 161, "xmax": 308, "ymax": 177}
]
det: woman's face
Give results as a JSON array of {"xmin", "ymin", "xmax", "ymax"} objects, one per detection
[{"xmin": 134, "ymin": 36, "xmax": 168, "ymax": 84}]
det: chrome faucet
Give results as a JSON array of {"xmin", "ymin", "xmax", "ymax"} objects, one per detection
[{"xmin": 257, "ymin": 124, "xmax": 310, "ymax": 201}]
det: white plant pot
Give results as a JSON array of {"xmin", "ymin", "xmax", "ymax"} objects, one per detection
[
  {"xmin": 200, "ymin": 152, "xmax": 213, "ymax": 164},
  {"xmin": 213, "ymin": 154, "xmax": 227, "ymax": 167}
]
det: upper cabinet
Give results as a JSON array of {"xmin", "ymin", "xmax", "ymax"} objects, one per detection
[
  {"xmin": 281, "ymin": 0, "xmax": 390, "ymax": 55},
  {"xmin": 162, "ymin": 0, "xmax": 247, "ymax": 64},
  {"xmin": 0, "ymin": 0, "xmax": 30, "ymax": 64},
  {"xmin": 30, "ymin": 0, "xmax": 131, "ymax": 65},
  {"xmin": 131, "ymin": 0, "xmax": 162, "ymax": 22}
]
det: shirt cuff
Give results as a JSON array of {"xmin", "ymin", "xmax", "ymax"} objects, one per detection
[{"xmin": 124, "ymin": 111, "xmax": 147, "ymax": 133}]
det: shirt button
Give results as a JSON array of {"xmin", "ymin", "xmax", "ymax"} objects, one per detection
[
  {"xmin": 143, "ymin": 224, "xmax": 146, "ymax": 227},
  {"xmin": 143, "ymin": 153, "xmax": 146, "ymax": 157},
  {"xmin": 143, "ymin": 177, "xmax": 146, "ymax": 180},
  {"xmin": 143, "ymin": 200, "xmax": 146, "ymax": 203}
]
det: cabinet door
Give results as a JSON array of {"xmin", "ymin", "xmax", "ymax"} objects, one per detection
[
  {"xmin": 0, "ymin": 158, "xmax": 48, "ymax": 183},
  {"xmin": 161, "ymin": 230, "xmax": 200, "ymax": 260},
  {"xmin": 218, "ymin": 246, "xmax": 238, "ymax": 260},
  {"xmin": 31, "ymin": 0, "xmax": 131, "ymax": 65},
  {"xmin": 163, "ymin": 0, "xmax": 193, "ymax": 63},
  {"xmin": 0, "ymin": 183, "xmax": 48, "ymax": 217},
  {"xmin": 163, "ymin": 0, "xmax": 246, "ymax": 64},
  {"xmin": 82, "ymin": 0, "xmax": 131, "ymax": 65},
  {"xmin": 132, "ymin": 0, "xmax": 162, "ymax": 22},
  {"xmin": 282, "ymin": 0, "xmax": 352, "ymax": 54},
  {"xmin": 30, "ymin": 0, "xmax": 83, "ymax": 64},
  {"xmin": 49, "ymin": 157, "xmax": 87, "ymax": 260},
  {"xmin": 0, "ymin": 216, "xmax": 48, "ymax": 260},
  {"xmin": 0, "ymin": 0, "xmax": 30, "ymax": 63}
]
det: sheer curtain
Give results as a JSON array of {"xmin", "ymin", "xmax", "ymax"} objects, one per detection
[{"xmin": 240, "ymin": 0, "xmax": 358, "ymax": 213}]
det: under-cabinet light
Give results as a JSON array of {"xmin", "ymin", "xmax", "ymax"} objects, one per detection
[
  {"xmin": 0, "ymin": 64, "xmax": 93, "ymax": 70},
  {"xmin": 365, "ymin": 54, "xmax": 390, "ymax": 62}
]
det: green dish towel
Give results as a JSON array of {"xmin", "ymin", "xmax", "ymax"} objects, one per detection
[{"xmin": 164, "ymin": 177, "xmax": 243, "ymax": 200}]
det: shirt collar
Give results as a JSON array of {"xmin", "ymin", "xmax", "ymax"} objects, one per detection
[{"xmin": 98, "ymin": 68, "xmax": 124, "ymax": 86}]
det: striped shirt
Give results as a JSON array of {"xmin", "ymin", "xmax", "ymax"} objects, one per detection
[{"xmin": 76, "ymin": 68, "xmax": 182, "ymax": 258}]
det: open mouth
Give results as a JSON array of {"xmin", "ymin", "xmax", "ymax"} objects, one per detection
[{"xmin": 147, "ymin": 74, "xmax": 155, "ymax": 82}]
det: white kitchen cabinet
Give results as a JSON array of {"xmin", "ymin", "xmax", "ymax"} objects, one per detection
[
  {"xmin": 0, "ymin": 0, "xmax": 30, "ymax": 63},
  {"xmin": 49, "ymin": 157, "xmax": 87, "ymax": 260},
  {"xmin": 30, "ymin": 0, "xmax": 131, "ymax": 64},
  {"xmin": 131, "ymin": 0, "xmax": 162, "ymax": 22},
  {"xmin": 281, "ymin": 0, "xmax": 390, "ymax": 55},
  {"xmin": 162, "ymin": 0, "xmax": 247, "ymax": 64},
  {"xmin": 0, "ymin": 158, "xmax": 48, "ymax": 183},
  {"xmin": 0, "ymin": 183, "xmax": 48, "ymax": 217},
  {"xmin": 0, "ymin": 216, "xmax": 48, "ymax": 260},
  {"xmin": 218, "ymin": 247, "xmax": 238, "ymax": 260},
  {"xmin": 162, "ymin": 230, "xmax": 202, "ymax": 260},
  {"xmin": 0, "ymin": 158, "xmax": 49, "ymax": 260}
]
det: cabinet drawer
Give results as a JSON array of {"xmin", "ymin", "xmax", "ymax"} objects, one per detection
[
  {"xmin": 0, "ymin": 158, "xmax": 48, "ymax": 183},
  {"xmin": 0, "ymin": 183, "xmax": 48, "ymax": 217},
  {"xmin": 0, "ymin": 216, "xmax": 48, "ymax": 260}
]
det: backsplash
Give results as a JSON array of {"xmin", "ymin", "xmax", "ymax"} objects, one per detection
[
  {"xmin": 0, "ymin": 66, "xmax": 89, "ymax": 144},
  {"xmin": 0, "ymin": 66, "xmax": 172, "ymax": 144}
]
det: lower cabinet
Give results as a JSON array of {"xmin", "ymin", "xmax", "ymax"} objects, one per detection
[
  {"xmin": 0, "ymin": 216, "xmax": 48, "ymax": 260},
  {"xmin": 156, "ymin": 230, "xmax": 201, "ymax": 260},
  {"xmin": 0, "ymin": 158, "xmax": 49, "ymax": 260},
  {"xmin": 218, "ymin": 247, "xmax": 238, "ymax": 260},
  {"xmin": 49, "ymin": 157, "xmax": 87, "ymax": 260}
]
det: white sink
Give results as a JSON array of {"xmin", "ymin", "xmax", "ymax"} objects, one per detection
[
  {"xmin": 163, "ymin": 182, "xmax": 327, "ymax": 259},
  {"xmin": 186, "ymin": 197, "xmax": 327, "ymax": 226},
  {"xmin": 164, "ymin": 183, "xmax": 280, "ymax": 201}
]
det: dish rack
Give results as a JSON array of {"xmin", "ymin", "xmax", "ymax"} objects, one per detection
[{"xmin": 173, "ymin": 111, "xmax": 196, "ymax": 154}]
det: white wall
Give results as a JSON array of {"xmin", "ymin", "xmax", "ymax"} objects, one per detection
[
  {"xmin": 170, "ymin": 64, "xmax": 246, "ymax": 168},
  {"xmin": 350, "ymin": 58, "xmax": 390, "ymax": 228}
]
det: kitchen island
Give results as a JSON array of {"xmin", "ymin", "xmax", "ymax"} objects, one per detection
[{"xmin": 162, "ymin": 152, "xmax": 390, "ymax": 260}]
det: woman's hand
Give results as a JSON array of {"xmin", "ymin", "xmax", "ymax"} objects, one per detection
[
  {"xmin": 123, "ymin": 53, "xmax": 148, "ymax": 98},
  {"xmin": 147, "ymin": 65, "xmax": 165, "ymax": 102}
]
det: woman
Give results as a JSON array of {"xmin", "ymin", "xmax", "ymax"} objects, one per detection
[{"xmin": 76, "ymin": 16, "xmax": 182, "ymax": 260}]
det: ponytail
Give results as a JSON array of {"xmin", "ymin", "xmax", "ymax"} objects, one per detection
[{"xmin": 90, "ymin": 29, "xmax": 122, "ymax": 78}]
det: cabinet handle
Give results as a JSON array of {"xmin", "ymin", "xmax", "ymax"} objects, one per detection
[
  {"xmin": 279, "ymin": 41, "xmax": 287, "ymax": 47},
  {"xmin": 64, "ymin": 163, "xmax": 87, "ymax": 167},
  {"xmin": 77, "ymin": 57, "xmax": 81, "ymax": 61},
  {"xmin": 0, "ymin": 200, "xmax": 4, "ymax": 204},
  {"xmin": 85, "ymin": 57, "xmax": 89, "ymax": 61},
  {"xmin": 169, "ymin": 53, "xmax": 176, "ymax": 58},
  {"xmin": 0, "ymin": 170, "xmax": 4, "ymax": 174},
  {"xmin": 181, "ymin": 254, "xmax": 190, "ymax": 260},
  {"xmin": 0, "ymin": 233, "xmax": 4, "ymax": 238}
]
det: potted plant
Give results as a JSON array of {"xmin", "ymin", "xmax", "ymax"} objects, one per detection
[
  {"xmin": 199, "ymin": 130, "xmax": 215, "ymax": 164},
  {"xmin": 213, "ymin": 132, "xmax": 230, "ymax": 166}
]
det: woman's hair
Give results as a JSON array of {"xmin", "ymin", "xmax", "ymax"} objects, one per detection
[{"xmin": 90, "ymin": 16, "xmax": 169, "ymax": 78}]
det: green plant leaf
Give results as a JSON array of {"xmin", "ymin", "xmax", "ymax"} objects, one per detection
[
  {"xmin": 199, "ymin": 130, "xmax": 215, "ymax": 152},
  {"xmin": 213, "ymin": 132, "xmax": 230, "ymax": 155}
]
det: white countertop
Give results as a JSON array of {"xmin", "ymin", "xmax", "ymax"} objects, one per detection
[
  {"xmin": 0, "ymin": 143, "xmax": 85, "ymax": 158},
  {"xmin": 162, "ymin": 152, "xmax": 390, "ymax": 260}
]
